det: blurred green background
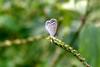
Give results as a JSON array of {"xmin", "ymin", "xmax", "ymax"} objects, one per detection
[{"xmin": 0, "ymin": 0, "xmax": 100, "ymax": 67}]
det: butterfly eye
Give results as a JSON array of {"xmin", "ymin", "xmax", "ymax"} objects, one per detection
[{"xmin": 50, "ymin": 19, "xmax": 57, "ymax": 23}]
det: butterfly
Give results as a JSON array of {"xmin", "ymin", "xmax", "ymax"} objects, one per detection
[{"xmin": 45, "ymin": 19, "xmax": 57, "ymax": 37}]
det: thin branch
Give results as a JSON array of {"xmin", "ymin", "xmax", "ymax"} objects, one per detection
[
  {"xmin": 70, "ymin": 0, "xmax": 91, "ymax": 45},
  {"xmin": 49, "ymin": 47, "xmax": 62, "ymax": 67},
  {"xmin": 0, "ymin": 35, "xmax": 45, "ymax": 47},
  {"xmin": 47, "ymin": 36, "xmax": 91, "ymax": 67}
]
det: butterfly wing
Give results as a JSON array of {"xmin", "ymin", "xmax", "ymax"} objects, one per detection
[{"xmin": 45, "ymin": 19, "xmax": 57, "ymax": 36}]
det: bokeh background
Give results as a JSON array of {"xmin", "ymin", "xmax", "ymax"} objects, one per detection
[{"xmin": 0, "ymin": 0, "xmax": 100, "ymax": 67}]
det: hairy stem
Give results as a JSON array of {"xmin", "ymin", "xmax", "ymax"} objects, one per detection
[{"xmin": 48, "ymin": 36, "xmax": 91, "ymax": 67}]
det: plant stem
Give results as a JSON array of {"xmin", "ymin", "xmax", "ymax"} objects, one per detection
[{"xmin": 48, "ymin": 36, "xmax": 91, "ymax": 67}]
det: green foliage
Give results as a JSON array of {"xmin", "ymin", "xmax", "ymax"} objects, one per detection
[
  {"xmin": 79, "ymin": 23, "xmax": 100, "ymax": 67},
  {"xmin": 0, "ymin": 0, "xmax": 99, "ymax": 67},
  {"xmin": 0, "ymin": 15, "xmax": 20, "ymax": 31}
]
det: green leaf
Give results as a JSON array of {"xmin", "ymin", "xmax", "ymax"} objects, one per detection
[{"xmin": 79, "ymin": 23, "xmax": 100, "ymax": 67}]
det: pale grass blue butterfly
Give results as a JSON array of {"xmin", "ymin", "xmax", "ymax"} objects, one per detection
[{"xmin": 45, "ymin": 19, "xmax": 57, "ymax": 37}]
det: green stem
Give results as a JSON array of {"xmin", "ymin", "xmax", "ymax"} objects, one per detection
[{"xmin": 48, "ymin": 36, "xmax": 91, "ymax": 67}]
